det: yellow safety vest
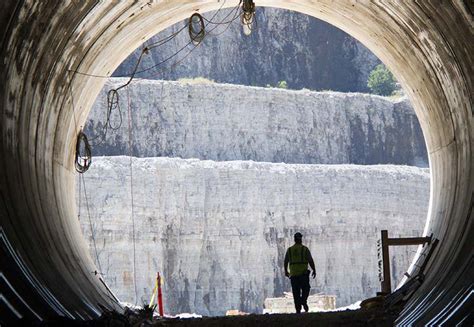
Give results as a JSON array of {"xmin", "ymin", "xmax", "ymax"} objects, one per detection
[{"xmin": 288, "ymin": 244, "xmax": 309, "ymax": 277}]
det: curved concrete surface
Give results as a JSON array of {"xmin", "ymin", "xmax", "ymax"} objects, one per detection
[{"xmin": 0, "ymin": 0, "xmax": 472, "ymax": 324}]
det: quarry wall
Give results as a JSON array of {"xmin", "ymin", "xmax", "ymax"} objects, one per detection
[
  {"xmin": 114, "ymin": 7, "xmax": 380, "ymax": 93},
  {"xmin": 86, "ymin": 78, "xmax": 428, "ymax": 167},
  {"xmin": 81, "ymin": 78, "xmax": 430, "ymax": 315},
  {"xmin": 78, "ymin": 157, "xmax": 429, "ymax": 315}
]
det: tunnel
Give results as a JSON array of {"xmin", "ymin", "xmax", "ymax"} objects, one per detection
[{"xmin": 0, "ymin": 0, "xmax": 472, "ymax": 325}]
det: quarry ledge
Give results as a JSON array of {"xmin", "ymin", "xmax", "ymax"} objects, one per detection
[
  {"xmin": 110, "ymin": 77, "xmax": 408, "ymax": 102},
  {"xmin": 87, "ymin": 78, "xmax": 427, "ymax": 166},
  {"xmin": 90, "ymin": 156, "xmax": 430, "ymax": 174}
]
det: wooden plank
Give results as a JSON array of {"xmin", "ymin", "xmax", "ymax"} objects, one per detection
[{"xmin": 387, "ymin": 237, "xmax": 431, "ymax": 246}]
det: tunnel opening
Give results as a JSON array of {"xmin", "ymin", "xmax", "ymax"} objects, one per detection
[
  {"xmin": 0, "ymin": 1, "xmax": 472, "ymax": 326},
  {"xmin": 75, "ymin": 6, "xmax": 431, "ymax": 318}
]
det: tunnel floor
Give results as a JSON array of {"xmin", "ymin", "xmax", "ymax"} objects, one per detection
[
  {"xmin": 148, "ymin": 309, "xmax": 399, "ymax": 327},
  {"xmin": 44, "ymin": 307, "xmax": 400, "ymax": 326}
]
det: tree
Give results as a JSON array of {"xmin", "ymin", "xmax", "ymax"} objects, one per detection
[
  {"xmin": 367, "ymin": 64, "xmax": 396, "ymax": 96},
  {"xmin": 277, "ymin": 80, "xmax": 288, "ymax": 89}
]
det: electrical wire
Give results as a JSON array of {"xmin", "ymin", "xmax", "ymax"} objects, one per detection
[
  {"xmin": 78, "ymin": 169, "xmax": 82, "ymax": 220},
  {"xmin": 128, "ymin": 2, "xmax": 241, "ymax": 77},
  {"xmin": 205, "ymin": 4, "xmax": 242, "ymax": 37},
  {"xmin": 68, "ymin": 72, "xmax": 93, "ymax": 173},
  {"xmin": 133, "ymin": 39, "xmax": 195, "ymax": 76},
  {"xmin": 72, "ymin": 1, "xmax": 246, "ymax": 154},
  {"xmin": 68, "ymin": 60, "xmax": 104, "ymax": 279},
  {"xmin": 99, "ymin": 1, "xmax": 243, "ymax": 136},
  {"xmin": 96, "ymin": 47, "xmax": 148, "ymax": 138},
  {"xmin": 142, "ymin": 3, "xmax": 243, "ymax": 80},
  {"xmin": 97, "ymin": 3, "xmax": 237, "ymax": 136},
  {"xmin": 146, "ymin": 23, "xmax": 189, "ymax": 50},
  {"xmin": 81, "ymin": 173, "xmax": 103, "ymax": 275},
  {"xmin": 68, "ymin": 73, "xmax": 101, "ymax": 277},
  {"xmin": 82, "ymin": 92, "xmax": 116, "ymax": 147},
  {"xmin": 68, "ymin": 23, "xmax": 190, "ymax": 79},
  {"xmin": 126, "ymin": 85, "xmax": 139, "ymax": 305},
  {"xmin": 202, "ymin": 3, "xmax": 242, "ymax": 26},
  {"xmin": 68, "ymin": 0, "xmax": 238, "ymax": 79},
  {"xmin": 69, "ymin": 0, "xmax": 252, "ymax": 304},
  {"xmin": 241, "ymin": 0, "xmax": 257, "ymax": 35},
  {"xmin": 189, "ymin": 13, "xmax": 206, "ymax": 45},
  {"xmin": 67, "ymin": 4, "xmax": 247, "ymax": 293},
  {"xmin": 75, "ymin": 131, "xmax": 92, "ymax": 173}
]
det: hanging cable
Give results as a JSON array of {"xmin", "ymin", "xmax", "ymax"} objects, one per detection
[
  {"xmin": 65, "ymin": 3, "xmax": 254, "ymax": 299},
  {"xmin": 105, "ymin": 89, "xmax": 123, "ymax": 131},
  {"xmin": 102, "ymin": 46, "xmax": 149, "ymax": 134},
  {"xmin": 68, "ymin": 23, "xmax": 189, "ymax": 79},
  {"xmin": 75, "ymin": 131, "xmax": 92, "ymax": 173},
  {"xmin": 76, "ymin": 1, "xmax": 243, "ymax": 147},
  {"xmin": 81, "ymin": 94, "xmax": 111, "ymax": 147},
  {"xmin": 131, "ymin": 1, "xmax": 242, "ymax": 77},
  {"xmin": 188, "ymin": 13, "xmax": 205, "ymax": 45},
  {"xmin": 205, "ymin": 3, "xmax": 243, "ymax": 37},
  {"xmin": 66, "ymin": 1, "xmax": 262, "ymax": 309},
  {"xmin": 67, "ymin": 72, "xmax": 93, "ymax": 174},
  {"xmin": 131, "ymin": 4, "xmax": 242, "ymax": 78},
  {"xmin": 143, "ymin": 3, "xmax": 243, "ymax": 80},
  {"xmin": 146, "ymin": 23, "xmax": 189, "ymax": 50},
  {"xmin": 68, "ymin": 0, "xmax": 236, "ymax": 79},
  {"xmin": 126, "ymin": 85, "xmax": 139, "ymax": 305},
  {"xmin": 69, "ymin": 71, "xmax": 100, "ymax": 275},
  {"xmin": 81, "ymin": 173, "xmax": 103, "ymax": 275},
  {"xmin": 78, "ymin": 170, "xmax": 82, "ymax": 221},
  {"xmin": 241, "ymin": 0, "xmax": 256, "ymax": 36},
  {"xmin": 202, "ymin": 1, "xmax": 241, "ymax": 26}
]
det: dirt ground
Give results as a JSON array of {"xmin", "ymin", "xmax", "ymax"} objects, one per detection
[
  {"xmin": 41, "ymin": 304, "xmax": 400, "ymax": 326},
  {"xmin": 149, "ymin": 309, "xmax": 399, "ymax": 327}
]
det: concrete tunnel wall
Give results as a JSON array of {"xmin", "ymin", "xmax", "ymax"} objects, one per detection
[{"xmin": 0, "ymin": 0, "xmax": 472, "ymax": 324}]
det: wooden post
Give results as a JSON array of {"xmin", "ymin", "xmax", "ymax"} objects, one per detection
[
  {"xmin": 381, "ymin": 230, "xmax": 391, "ymax": 294},
  {"xmin": 379, "ymin": 231, "xmax": 431, "ymax": 295}
]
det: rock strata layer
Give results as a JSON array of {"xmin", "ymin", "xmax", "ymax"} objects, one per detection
[
  {"xmin": 77, "ymin": 157, "xmax": 429, "ymax": 315},
  {"xmin": 86, "ymin": 78, "xmax": 428, "ymax": 167}
]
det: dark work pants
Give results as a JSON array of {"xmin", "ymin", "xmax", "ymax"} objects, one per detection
[{"xmin": 290, "ymin": 271, "xmax": 310, "ymax": 312}]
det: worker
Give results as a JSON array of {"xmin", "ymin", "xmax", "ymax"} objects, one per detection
[{"xmin": 284, "ymin": 232, "xmax": 316, "ymax": 313}]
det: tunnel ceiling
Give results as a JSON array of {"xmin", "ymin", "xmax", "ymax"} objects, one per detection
[{"xmin": 0, "ymin": 0, "xmax": 472, "ymax": 325}]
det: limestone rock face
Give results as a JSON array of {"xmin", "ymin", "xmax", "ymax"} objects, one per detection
[
  {"xmin": 85, "ymin": 78, "xmax": 428, "ymax": 167},
  {"xmin": 113, "ymin": 8, "xmax": 379, "ymax": 92},
  {"xmin": 77, "ymin": 157, "xmax": 429, "ymax": 315}
]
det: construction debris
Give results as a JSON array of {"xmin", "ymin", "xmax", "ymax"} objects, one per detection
[{"xmin": 263, "ymin": 293, "xmax": 336, "ymax": 313}]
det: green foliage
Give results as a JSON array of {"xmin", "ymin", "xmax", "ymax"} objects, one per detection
[
  {"xmin": 367, "ymin": 64, "xmax": 397, "ymax": 96},
  {"xmin": 277, "ymin": 80, "xmax": 288, "ymax": 89}
]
